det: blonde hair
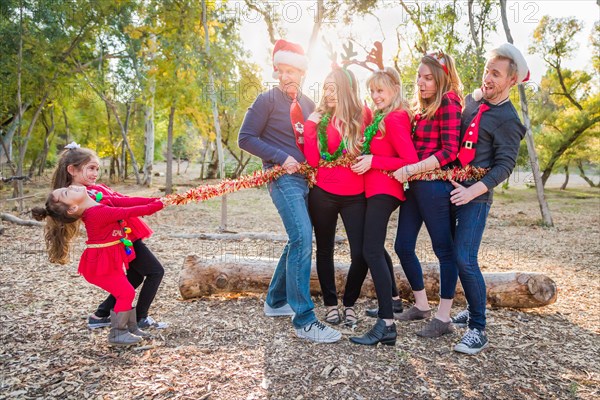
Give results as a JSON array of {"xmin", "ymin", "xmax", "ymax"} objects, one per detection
[
  {"xmin": 316, "ymin": 68, "xmax": 364, "ymax": 156},
  {"xmin": 415, "ymin": 53, "xmax": 463, "ymax": 120},
  {"xmin": 366, "ymin": 67, "xmax": 412, "ymax": 137},
  {"xmin": 31, "ymin": 193, "xmax": 80, "ymax": 264}
]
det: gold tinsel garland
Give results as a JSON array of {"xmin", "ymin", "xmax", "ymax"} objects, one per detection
[{"xmin": 164, "ymin": 155, "xmax": 488, "ymax": 206}]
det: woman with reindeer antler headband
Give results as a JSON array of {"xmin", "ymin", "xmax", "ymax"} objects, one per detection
[
  {"xmin": 345, "ymin": 42, "xmax": 419, "ymax": 346},
  {"xmin": 392, "ymin": 50, "xmax": 464, "ymax": 339},
  {"xmin": 302, "ymin": 43, "xmax": 375, "ymax": 329}
]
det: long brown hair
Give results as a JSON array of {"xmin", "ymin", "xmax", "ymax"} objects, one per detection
[
  {"xmin": 366, "ymin": 67, "xmax": 412, "ymax": 137},
  {"xmin": 32, "ymin": 193, "xmax": 81, "ymax": 265},
  {"xmin": 415, "ymin": 52, "xmax": 463, "ymax": 120},
  {"xmin": 52, "ymin": 147, "xmax": 99, "ymax": 189},
  {"xmin": 316, "ymin": 68, "xmax": 364, "ymax": 156},
  {"xmin": 50, "ymin": 147, "xmax": 98, "ymax": 251}
]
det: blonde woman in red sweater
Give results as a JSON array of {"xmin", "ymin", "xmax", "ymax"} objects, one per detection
[
  {"xmin": 349, "ymin": 67, "xmax": 419, "ymax": 346},
  {"xmin": 303, "ymin": 67, "xmax": 371, "ymax": 327}
]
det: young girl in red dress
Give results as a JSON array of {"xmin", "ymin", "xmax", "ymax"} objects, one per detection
[
  {"xmin": 51, "ymin": 144, "xmax": 167, "ymax": 330},
  {"xmin": 32, "ymin": 185, "xmax": 165, "ymax": 346}
]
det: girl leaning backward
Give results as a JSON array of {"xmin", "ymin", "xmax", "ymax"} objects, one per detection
[
  {"xmin": 50, "ymin": 144, "xmax": 167, "ymax": 330},
  {"xmin": 32, "ymin": 185, "xmax": 166, "ymax": 346}
]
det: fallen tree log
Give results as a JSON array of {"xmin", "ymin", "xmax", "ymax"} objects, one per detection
[
  {"xmin": 170, "ymin": 232, "xmax": 346, "ymax": 243},
  {"xmin": 0, "ymin": 212, "xmax": 44, "ymax": 227},
  {"xmin": 180, "ymin": 254, "xmax": 557, "ymax": 308}
]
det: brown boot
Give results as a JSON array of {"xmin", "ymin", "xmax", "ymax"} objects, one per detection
[
  {"xmin": 108, "ymin": 310, "xmax": 142, "ymax": 346},
  {"xmin": 128, "ymin": 308, "xmax": 151, "ymax": 338}
]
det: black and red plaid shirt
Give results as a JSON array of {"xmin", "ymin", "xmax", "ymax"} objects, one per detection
[{"xmin": 412, "ymin": 91, "xmax": 462, "ymax": 168}]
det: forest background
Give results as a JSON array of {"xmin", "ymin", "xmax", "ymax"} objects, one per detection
[{"xmin": 1, "ymin": 0, "xmax": 598, "ymax": 207}]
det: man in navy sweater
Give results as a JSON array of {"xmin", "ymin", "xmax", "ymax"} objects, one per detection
[
  {"xmin": 449, "ymin": 43, "xmax": 528, "ymax": 354},
  {"xmin": 238, "ymin": 39, "xmax": 341, "ymax": 343}
]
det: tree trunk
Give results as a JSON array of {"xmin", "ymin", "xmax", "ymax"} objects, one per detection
[
  {"xmin": 202, "ymin": 0, "xmax": 227, "ymax": 232},
  {"xmin": 500, "ymin": 0, "xmax": 553, "ymax": 226},
  {"xmin": 142, "ymin": 59, "xmax": 156, "ymax": 186},
  {"xmin": 165, "ymin": 105, "xmax": 176, "ymax": 195},
  {"xmin": 203, "ymin": 0, "xmax": 227, "ymax": 231},
  {"xmin": 62, "ymin": 108, "xmax": 70, "ymax": 145},
  {"xmin": 577, "ymin": 161, "xmax": 599, "ymax": 187},
  {"xmin": 179, "ymin": 255, "xmax": 558, "ymax": 309},
  {"xmin": 36, "ymin": 107, "xmax": 55, "ymax": 176},
  {"xmin": 560, "ymin": 165, "xmax": 569, "ymax": 190}
]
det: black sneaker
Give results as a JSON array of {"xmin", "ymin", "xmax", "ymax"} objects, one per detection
[
  {"xmin": 138, "ymin": 316, "xmax": 169, "ymax": 329},
  {"xmin": 365, "ymin": 299, "xmax": 403, "ymax": 318},
  {"xmin": 87, "ymin": 315, "xmax": 111, "ymax": 329},
  {"xmin": 451, "ymin": 309, "xmax": 470, "ymax": 328},
  {"xmin": 454, "ymin": 328, "xmax": 489, "ymax": 355},
  {"xmin": 451, "ymin": 309, "xmax": 488, "ymax": 328}
]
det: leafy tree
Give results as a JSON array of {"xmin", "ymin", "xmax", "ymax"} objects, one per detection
[{"xmin": 529, "ymin": 16, "xmax": 600, "ymax": 186}]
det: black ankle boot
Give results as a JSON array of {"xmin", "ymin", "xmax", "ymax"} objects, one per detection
[
  {"xmin": 350, "ymin": 319, "xmax": 397, "ymax": 346},
  {"xmin": 365, "ymin": 299, "xmax": 403, "ymax": 318}
]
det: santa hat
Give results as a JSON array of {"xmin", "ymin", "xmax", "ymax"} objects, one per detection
[
  {"xmin": 272, "ymin": 39, "xmax": 308, "ymax": 79},
  {"xmin": 489, "ymin": 43, "xmax": 530, "ymax": 84},
  {"xmin": 472, "ymin": 43, "xmax": 530, "ymax": 101}
]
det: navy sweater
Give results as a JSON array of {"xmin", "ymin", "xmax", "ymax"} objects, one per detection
[
  {"xmin": 459, "ymin": 94, "xmax": 526, "ymax": 204},
  {"xmin": 238, "ymin": 87, "xmax": 315, "ymax": 169}
]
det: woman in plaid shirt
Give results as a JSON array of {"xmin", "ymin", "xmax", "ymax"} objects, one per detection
[{"xmin": 392, "ymin": 52, "xmax": 464, "ymax": 338}]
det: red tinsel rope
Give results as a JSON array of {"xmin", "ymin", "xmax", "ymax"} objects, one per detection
[{"xmin": 164, "ymin": 157, "xmax": 488, "ymax": 206}]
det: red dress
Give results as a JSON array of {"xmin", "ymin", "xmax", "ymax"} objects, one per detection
[
  {"xmin": 87, "ymin": 184, "xmax": 154, "ymax": 242},
  {"xmin": 78, "ymin": 196, "xmax": 164, "ymax": 279}
]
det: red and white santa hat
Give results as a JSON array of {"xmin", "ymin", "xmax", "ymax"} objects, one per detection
[
  {"xmin": 490, "ymin": 43, "xmax": 530, "ymax": 83},
  {"xmin": 473, "ymin": 42, "xmax": 530, "ymax": 101},
  {"xmin": 272, "ymin": 39, "xmax": 308, "ymax": 79}
]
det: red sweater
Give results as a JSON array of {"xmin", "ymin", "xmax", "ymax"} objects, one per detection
[
  {"xmin": 87, "ymin": 184, "xmax": 154, "ymax": 242},
  {"xmin": 78, "ymin": 196, "xmax": 164, "ymax": 278},
  {"xmin": 364, "ymin": 110, "xmax": 419, "ymax": 200},
  {"xmin": 304, "ymin": 107, "xmax": 372, "ymax": 196}
]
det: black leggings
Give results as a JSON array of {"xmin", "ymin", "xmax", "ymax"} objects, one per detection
[
  {"xmin": 363, "ymin": 194, "xmax": 402, "ymax": 319},
  {"xmin": 95, "ymin": 239, "xmax": 164, "ymax": 320},
  {"xmin": 309, "ymin": 187, "xmax": 398, "ymax": 307}
]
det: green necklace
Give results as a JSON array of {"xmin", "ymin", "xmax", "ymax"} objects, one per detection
[
  {"xmin": 361, "ymin": 112, "xmax": 385, "ymax": 155},
  {"xmin": 318, "ymin": 113, "xmax": 347, "ymax": 161}
]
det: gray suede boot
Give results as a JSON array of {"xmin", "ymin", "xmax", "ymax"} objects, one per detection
[
  {"xmin": 128, "ymin": 308, "xmax": 151, "ymax": 338},
  {"xmin": 108, "ymin": 310, "xmax": 142, "ymax": 346}
]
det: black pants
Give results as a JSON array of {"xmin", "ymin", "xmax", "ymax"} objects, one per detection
[
  {"xmin": 95, "ymin": 239, "xmax": 164, "ymax": 320},
  {"xmin": 309, "ymin": 186, "xmax": 369, "ymax": 307},
  {"xmin": 363, "ymin": 194, "xmax": 401, "ymax": 319}
]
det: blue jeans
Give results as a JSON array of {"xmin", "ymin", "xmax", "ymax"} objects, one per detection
[
  {"xmin": 266, "ymin": 173, "xmax": 316, "ymax": 328},
  {"xmin": 452, "ymin": 201, "xmax": 491, "ymax": 331},
  {"xmin": 395, "ymin": 180, "xmax": 458, "ymax": 299}
]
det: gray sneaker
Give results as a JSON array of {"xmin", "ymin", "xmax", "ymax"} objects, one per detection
[
  {"xmin": 264, "ymin": 302, "xmax": 295, "ymax": 317},
  {"xmin": 295, "ymin": 320, "xmax": 342, "ymax": 343}
]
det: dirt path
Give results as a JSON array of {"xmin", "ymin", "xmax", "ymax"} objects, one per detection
[{"xmin": 0, "ymin": 180, "xmax": 599, "ymax": 399}]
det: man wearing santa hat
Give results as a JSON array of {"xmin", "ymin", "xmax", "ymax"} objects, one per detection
[
  {"xmin": 449, "ymin": 43, "xmax": 529, "ymax": 354},
  {"xmin": 238, "ymin": 39, "xmax": 342, "ymax": 343}
]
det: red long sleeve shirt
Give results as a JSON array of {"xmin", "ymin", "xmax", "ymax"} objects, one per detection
[
  {"xmin": 303, "ymin": 107, "xmax": 372, "ymax": 196},
  {"xmin": 87, "ymin": 184, "xmax": 154, "ymax": 241},
  {"xmin": 412, "ymin": 91, "xmax": 462, "ymax": 167},
  {"xmin": 78, "ymin": 196, "xmax": 164, "ymax": 278},
  {"xmin": 364, "ymin": 110, "xmax": 419, "ymax": 200}
]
